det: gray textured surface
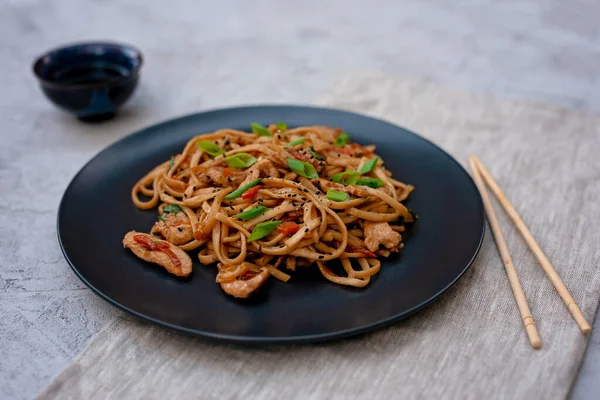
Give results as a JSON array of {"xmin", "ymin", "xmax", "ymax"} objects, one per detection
[
  {"xmin": 36, "ymin": 73, "xmax": 600, "ymax": 400},
  {"xmin": 1, "ymin": 1, "xmax": 600, "ymax": 399}
]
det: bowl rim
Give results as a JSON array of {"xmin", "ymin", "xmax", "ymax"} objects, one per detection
[{"xmin": 32, "ymin": 41, "xmax": 144, "ymax": 89}]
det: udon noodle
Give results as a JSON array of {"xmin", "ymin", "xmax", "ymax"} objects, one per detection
[{"xmin": 124, "ymin": 124, "xmax": 415, "ymax": 298}]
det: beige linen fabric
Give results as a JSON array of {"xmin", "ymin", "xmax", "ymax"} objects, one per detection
[{"xmin": 37, "ymin": 72, "xmax": 600, "ymax": 400}]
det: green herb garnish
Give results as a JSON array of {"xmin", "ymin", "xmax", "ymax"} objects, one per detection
[
  {"xmin": 326, "ymin": 189, "xmax": 349, "ymax": 202},
  {"xmin": 288, "ymin": 137, "xmax": 305, "ymax": 146},
  {"xmin": 248, "ymin": 220, "xmax": 282, "ymax": 241},
  {"xmin": 331, "ymin": 170, "xmax": 360, "ymax": 186},
  {"xmin": 224, "ymin": 178, "xmax": 262, "ymax": 200},
  {"xmin": 225, "ymin": 153, "xmax": 257, "ymax": 169},
  {"xmin": 309, "ymin": 146, "xmax": 324, "ymax": 160},
  {"xmin": 251, "ymin": 123, "xmax": 273, "ymax": 137},
  {"xmin": 235, "ymin": 206, "xmax": 270, "ymax": 221},
  {"xmin": 355, "ymin": 177, "xmax": 384, "ymax": 188},
  {"xmin": 335, "ymin": 132, "xmax": 350, "ymax": 147},
  {"xmin": 196, "ymin": 141, "xmax": 226, "ymax": 157},
  {"xmin": 358, "ymin": 157, "xmax": 379, "ymax": 174},
  {"xmin": 275, "ymin": 122, "xmax": 288, "ymax": 131},
  {"xmin": 158, "ymin": 204, "xmax": 182, "ymax": 221},
  {"xmin": 169, "ymin": 156, "xmax": 175, "ymax": 171},
  {"xmin": 286, "ymin": 158, "xmax": 319, "ymax": 179}
]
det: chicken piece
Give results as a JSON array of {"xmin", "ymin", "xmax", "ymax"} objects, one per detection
[
  {"xmin": 123, "ymin": 231, "xmax": 192, "ymax": 276},
  {"xmin": 363, "ymin": 221, "xmax": 402, "ymax": 253},
  {"xmin": 316, "ymin": 126, "xmax": 343, "ymax": 143},
  {"xmin": 199, "ymin": 166, "xmax": 246, "ymax": 187},
  {"xmin": 219, "ymin": 267, "xmax": 270, "ymax": 298},
  {"xmin": 260, "ymin": 146, "xmax": 290, "ymax": 168},
  {"xmin": 151, "ymin": 212, "xmax": 194, "ymax": 245},
  {"xmin": 289, "ymin": 149, "xmax": 324, "ymax": 171},
  {"xmin": 238, "ymin": 159, "xmax": 278, "ymax": 186},
  {"xmin": 319, "ymin": 179, "xmax": 369, "ymax": 197},
  {"xmin": 306, "ymin": 132, "xmax": 332, "ymax": 152}
]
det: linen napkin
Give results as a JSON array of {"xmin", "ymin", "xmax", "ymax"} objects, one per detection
[{"xmin": 37, "ymin": 71, "xmax": 600, "ymax": 400}]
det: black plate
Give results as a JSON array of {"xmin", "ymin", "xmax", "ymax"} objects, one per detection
[{"xmin": 58, "ymin": 105, "xmax": 484, "ymax": 343}]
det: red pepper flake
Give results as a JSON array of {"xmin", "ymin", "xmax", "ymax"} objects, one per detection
[
  {"xmin": 223, "ymin": 167, "xmax": 236, "ymax": 177},
  {"xmin": 277, "ymin": 221, "xmax": 300, "ymax": 236},
  {"xmin": 133, "ymin": 234, "xmax": 182, "ymax": 272},
  {"xmin": 241, "ymin": 185, "xmax": 262, "ymax": 200}
]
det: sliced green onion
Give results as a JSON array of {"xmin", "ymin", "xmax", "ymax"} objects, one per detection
[
  {"xmin": 358, "ymin": 157, "xmax": 379, "ymax": 174},
  {"xmin": 251, "ymin": 123, "xmax": 273, "ymax": 137},
  {"xmin": 225, "ymin": 153, "xmax": 257, "ymax": 169},
  {"xmin": 225, "ymin": 178, "xmax": 262, "ymax": 200},
  {"xmin": 164, "ymin": 204, "xmax": 182, "ymax": 214},
  {"xmin": 236, "ymin": 205, "xmax": 270, "ymax": 221},
  {"xmin": 288, "ymin": 137, "xmax": 305, "ymax": 146},
  {"xmin": 169, "ymin": 156, "xmax": 175, "ymax": 171},
  {"xmin": 309, "ymin": 146, "xmax": 324, "ymax": 160},
  {"xmin": 275, "ymin": 122, "xmax": 288, "ymax": 131},
  {"xmin": 355, "ymin": 177, "xmax": 384, "ymax": 188},
  {"xmin": 248, "ymin": 220, "xmax": 282, "ymax": 241},
  {"xmin": 158, "ymin": 204, "xmax": 182, "ymax": 221},
  {"xmin": 286, "ymin": 158, "xmax": 318, "ymax": 179},
  {"xmin": 326, "ymin": 189, "xmax": 349, "ymax": 202},
  {"xmin": 196, "ymin": 140, "xmax": 225, "ymax": 157},
  {"xmin": 335, "ymin": 132, "xmax": 350, "ymax": 147},
  {"xmin": 331, "ymin": 170, "xmax": 360, "ymax": 186}
]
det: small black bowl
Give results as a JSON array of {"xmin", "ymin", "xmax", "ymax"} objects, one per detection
[{"xmin": 33, "ymin": 42, "xmax": 143, "ymax": 121}]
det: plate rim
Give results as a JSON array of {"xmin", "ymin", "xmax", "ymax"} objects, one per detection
[{"xmin": 57, "ymin": 104, "xmax": 485, "ymax": 344}]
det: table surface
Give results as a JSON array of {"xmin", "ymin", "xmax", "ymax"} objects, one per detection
[{"xmin": 1, "ymin": 1, "xmax": 598, "ymax": 399}]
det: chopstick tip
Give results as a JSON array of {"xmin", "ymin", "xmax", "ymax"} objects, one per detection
[
  {"xmin": 468, "ymin": 156, "xmax": 479, "ymax": 172},
  {"xmin": 526, "ymin": 324, "xmax": 542, "ymax": 349},
  {"xmin": 468, "ymin": 155, "xmax": 482, "ymax": 165},
  {"xmin": 582, "ymin": 326, "xmax": 591, "ymax": 335}
]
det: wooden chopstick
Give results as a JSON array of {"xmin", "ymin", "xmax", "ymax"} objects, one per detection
[
  {"xmin": 469, "ymin": 157, "xmax": 542, "ymax": 349},
  {"xmin": 471, "ymin": 156, "xmax": 591, "ymax": 335}
]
